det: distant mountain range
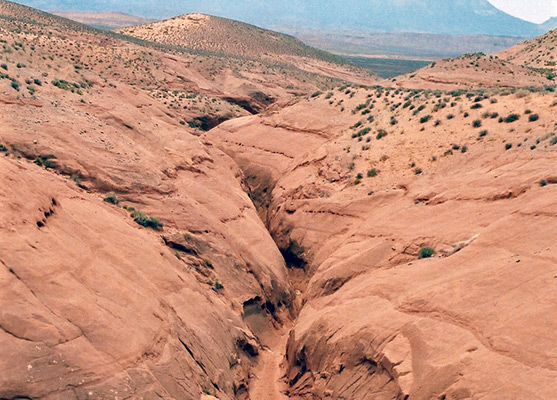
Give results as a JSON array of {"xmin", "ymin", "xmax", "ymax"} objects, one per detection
[
  {"xmin": 52, "ymin": 11, "xmax": 153, "ymax": 29},
  {"xmin": 540, "ymin": 17, "xmax": 557, "ymax": 32},
  {"xmin": 14, "ymin": 0, "xmax": 554, "ymax": 37}
]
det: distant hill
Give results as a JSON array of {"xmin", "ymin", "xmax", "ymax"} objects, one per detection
[
  {"xmin": 15, "ymin": 0, "xmax": 546, "ymax": 37},
  {"xmin": 52, "ymin": 11, "xmax": 154, "ymax": 29},
  {"xmin": 393, "ymin": 52, "xmax": 550, "ymax": 89},
  {"xmin": 117, "ymin": 13, "xmax": 344, "ymax": 63},
  {"xmin": 497, "ymin": 29, "xmax": 557, "ymax": 72}
]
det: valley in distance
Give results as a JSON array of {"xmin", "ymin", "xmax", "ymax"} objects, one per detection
[{"xmin": 0, "ymin": 1, "xmax": 557, "ymax": 399}]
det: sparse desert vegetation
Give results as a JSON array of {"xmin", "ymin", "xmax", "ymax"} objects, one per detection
[{"xmin": 1, "ymin": 1, "xmax": 557, "ymax": 400}]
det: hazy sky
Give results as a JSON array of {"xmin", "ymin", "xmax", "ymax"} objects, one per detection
[{"xmin": 487, "ymin": 0, "xmax": 557, "ymax": 23}]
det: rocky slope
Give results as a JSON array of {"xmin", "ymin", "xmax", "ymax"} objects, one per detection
[
  {"xmin": 497, "ymin": 29, "xmax": 557, "ymax": 73},
  {"xmin": 2, "ymin": 1, "xmax": 557, "ymax": 399},
  {"xmin": 208, "ymin": 85, "xmax": 557, "ymax": 399},
  {"xmin": 393, "ymin": 52, "xmax": 551, "ymax": 89},
  {"xmin": 0, "ymin": 1, "xmax": 367, "ymax": 398}
]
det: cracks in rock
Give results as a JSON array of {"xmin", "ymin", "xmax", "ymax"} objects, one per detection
[
  {"xmin": 0, "ymin": 323, "xmax": 34, "ymax": 342},
  {"xmin": 259, "ymin": 121, "xmax": 331, "ymax": 140},
  {"xmin": 178, "ymin": 337, "xmax": 208, "ymax": 375},
  {"xmin": 218, "ymin": 138, "xmax": 294, "ymax": 159}
]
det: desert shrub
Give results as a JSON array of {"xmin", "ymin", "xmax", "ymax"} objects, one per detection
[
  {"xmin": 505, "ymin": 143, "xmax": 512, "ymax": 150},
  {"xmin": 104, "ymin": 192, "xmax": 119, "ymax": 205},
  {"xmin": 414, "ymin": 167, "xmax": 422, "ymax": 175},
  {"xmin": 446, "ymin": 114, "xmax": 454, "ymax": 120},
  {"xmin": 213, "ymin": 280, "xmax": 224, "ymax": 292},
  {"xmin": 131, "ymin": 210, "xmax": 163, "ymax": 229},
  {"xmin": 367, "ymin": 168, "xmax": 379, "ymax": 177},
  {"xmin": 528, "ymin": 114, "xmax": 539, "ymax": 122},
  {"xmin": 471, "ymin": 103, "xmax": 482, "ymax": 109},
  {"xmin": 413, "ymin": 104, "xmax": 426, "ymax": 115},
  {"xmin": 357, "ymin": 127, "xmax": 371, "ymax": 137},
  {"xmin": 418, "ymin": 247, "xmax": 435, "ymax": 259},
  {"xmin": 551, "ymin": 137, "xmax": 557, "ymax": 145},
  {"xmin": 420, "ymin": 115, "xmax": 432, "ymax": 123},
  {"xmin": 434, "ymin": 120, "xmax": 441, "ymax": 126},
  {"xmin": 34, "ymin": 154, "xmax": 56, "ymax": 168},
  {"xmin": 479, "ymin": 130, "xmax": 488, "ymax": 137},
  {"xmin": 461, "ymin": 145, "xmax": 468, "ymax": 153},
  {"xmin": 504, "ymin": 114, "xmax": 520, "ymax": 123},
  {"xmin": 472, "ymin": 119, "xmax": 482, "ymax": 128},
  {"xmin": 376, "ymin": 129, "xmax": 388, "ymax": 139},
  {"xmin": 539, "ymin": 179, "xmax": 548, "ymax": 187},
  {"xmin": 10, "ymin": 80, "xmax": 19, "ymax": 91}
]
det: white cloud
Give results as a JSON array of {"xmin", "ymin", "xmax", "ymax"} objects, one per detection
[{"xmin": 487, "ymin": 0, "xmax": 557, "ymax": 23}]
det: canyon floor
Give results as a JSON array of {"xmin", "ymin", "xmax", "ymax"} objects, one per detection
[{"xmin": 1, "ymin": 2, "xmax": 557, "ymax": 399}]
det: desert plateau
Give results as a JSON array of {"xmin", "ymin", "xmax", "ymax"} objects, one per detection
[{"xmin": 1, "ymin": 0, "xmax": 557, "ymax": 399}]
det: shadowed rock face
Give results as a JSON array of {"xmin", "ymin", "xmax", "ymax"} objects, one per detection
[
  {"xmin": 0, "ymin": 60, "xmax": 295, "ymax": 400},
  {"xmin": 0, "ymin": 2, "xmax": 307, "ymax": 398}
]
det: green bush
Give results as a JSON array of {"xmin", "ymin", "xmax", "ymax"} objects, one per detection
[
  {"xmin": 104, "ymin": 192, "xmax": 119, "ymax": 205},
  {"xmin": 131, "ymin": 210, "xmax": 163, "ymax": 229},
  {"xmin": 367, "ymin": 168, "xmax": 379, "ymax": 177},
  {"xmin": 418, "ymin": 247, "xmax": 435, "ymax": 259},
  {"xmin": 376, "ymin": 129, "xmax": 388, "ymax": 140},
  {"xmin": 504, "ymin": 114, "xmax": 520, "ymax": 123},
  {"xmin": 420, "ymin": 115, "xmax": 432, "ymax": 123},
  {"xmin": 34, "ymin": 154, "xmax": 56, "ymax": 168},
  {"xmin": 357, "ymin": 127, "xmax": 371, "ymax": 136}
]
